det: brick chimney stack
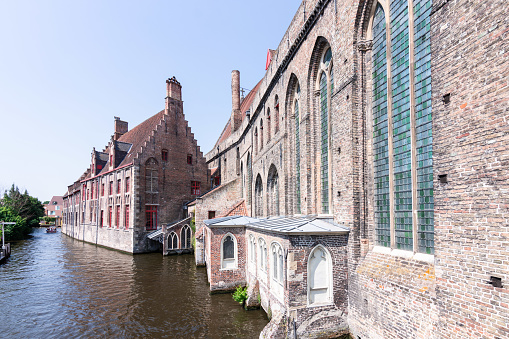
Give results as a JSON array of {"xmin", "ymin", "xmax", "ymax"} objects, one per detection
[
  {"xmin": 231, "ymin": 70, "xmax": 241, "ymax": 131},
  {"xmin": 113, "ymin": 116, "xmax": 128, "ymax": 141},
  {"xmin": 166, "ymin": 76, "xmax": 182, "ymax": 101}
]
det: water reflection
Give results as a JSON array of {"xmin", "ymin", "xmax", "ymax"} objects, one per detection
[{"xmin": 0, "ymin": 228, "xmax": 267, "ymax": 338}]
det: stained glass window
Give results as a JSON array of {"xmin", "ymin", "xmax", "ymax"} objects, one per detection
[
  {"xmin": 372, "ymin": 0, "xmax": 433, "ymax": 253},
  {"xmin": 373, "ymin": 4, "xmax": 390, "ymax": 247},
  {"xmin": 295, "ymin": 95, "xmax": 301, "ymax": 214},
  {"xmin": 414, "ymin": 0, "xmax": 434, "ymax": 254},
  {"xmin": 320, "ymin": 71, "xmax": 329, "ymax": 214}
]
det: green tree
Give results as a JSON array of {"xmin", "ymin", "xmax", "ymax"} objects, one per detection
[{"xmin": 0, "ymin": 184, "xmax": 45, "ymax": 240}]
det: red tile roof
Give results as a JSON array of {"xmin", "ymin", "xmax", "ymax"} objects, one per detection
[
  {"xmin": 212, "ymin": 79, "xmax": 262, "ymax": 149},
  {"xmin": 96, "ymin": 110, "xmax": 165, "ymax": 175}
]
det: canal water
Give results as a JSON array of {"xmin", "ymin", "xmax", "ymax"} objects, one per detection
[{"xmin": 0, "ymin": 228, "xmax": 268, "ymax": 338}]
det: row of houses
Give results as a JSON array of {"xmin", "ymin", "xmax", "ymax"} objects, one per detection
[{"xmin": 62, "ymin": 0, "xmax": 508, "ymax": 338}]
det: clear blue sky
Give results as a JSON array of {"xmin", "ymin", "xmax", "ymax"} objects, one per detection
[{"xmin": 0, "ymin": 0, "xmax": 300, "ymax": 201}]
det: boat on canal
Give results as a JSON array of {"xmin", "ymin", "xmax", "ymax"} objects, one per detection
[{"xmin": 46, "ymin": 227, "xmax": 57, "ymax": 233}]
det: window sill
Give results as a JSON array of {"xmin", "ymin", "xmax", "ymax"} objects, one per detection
[
  {"xmin": 372, "ymin": 246, "xmax": 434, "ymax": 264},
  {"xmin": 306, "ymin": 302, "xmax": 334, "ymax": 309}
]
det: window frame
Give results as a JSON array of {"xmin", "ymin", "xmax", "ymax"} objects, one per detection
[
  {"xmin": 191, "ymin": 181, "xmax": 201, "ymax": 195},
  {"xmin": 220, "ymin": 233, "xmax": 238, "ymax": 270},
  {"xmin": 307, "ymin": 244, "xmax": 333, "ymax": 306},
  {"xmin": 145, "ymin": 205, "xmax": 158, "ymax": 230}
]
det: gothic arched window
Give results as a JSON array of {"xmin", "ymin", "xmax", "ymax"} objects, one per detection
[
  {"xmin": 271, "ymin": 242, "xmax": 284, "ymax": 284},
  {"xmin": 308, "ymin": 245, "xmax": 332, "ymax": 305},
  {"xmin": 168, "ymin": 232, "xmax": 178, "ymax": 250},
  {"xmin": 255, "ymin": 174, "xmax": 263, "ymax": 217},
  {"xmin": 293, "ymin": 82, "xmax": 301, "ymax": 213},
  {"xmin": 181, "ymin": 225, "xmax": 191, "ymax": 249},
  {"xmin": 221, "ymin": 234, "xmax": 237, "ymax": 269},
  {"xmin": 267, "ymin": 165, "xmax": 279, "ymax": 216},
  {"xmin": 371, "ymin": 0, "xmax": 434, "ymax": 254},
  {"xmin": 318, "ymin": 47, "xmax": 333, "ymax": 214}
]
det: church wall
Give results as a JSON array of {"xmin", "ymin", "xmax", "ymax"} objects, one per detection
[
  {"xmin": 431, "ymin": 0, "xmax": 509, "ymax": 337},
  {"xmin": 199, "ymin": 0, "xmax": 508, "ymax": 337}
]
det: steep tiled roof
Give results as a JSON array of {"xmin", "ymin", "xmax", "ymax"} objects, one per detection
[
  {"xmin": 96, "ymin": 110, "xmax": 165, "ymax": 175},
  {"xmin": 117, "ymin": 110, "xmax": 165, "ymax": 167}
]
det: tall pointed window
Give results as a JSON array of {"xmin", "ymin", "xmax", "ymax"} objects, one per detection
[
  {"xmin": 274, "ymin": 95, "xmax": 280, "ymax": 134},
  {"xmin": 267, "ymin": 165, "xmax": 279, "ymax": 216},
  {"xmin": 267, "ymin": 108, "xmax": 271, "ymax": 142},
  {"xmin": 181, "ymin": 225, "xmax": 192, "ymax": 249},
  {"xmin": 168, "ymin": 232, "xmax": 178, "ymax": 250},
  {"xmin": 371, "ymin": 0, "xmax": 433, "ymax": 253},
  {"xmin": 294, "ymin": 83, "xmax": 301, "ymax": 214},
  {"xmin": 255, "ymin": 174, "xmax": 263, "ymax": 217},
  {"xmin": 318, "ymin": 47, "xmax": 333, "ymax": 214},
  {"xmin": 308, "ymin": 245, "xmax": 332, "ymax": 305}
]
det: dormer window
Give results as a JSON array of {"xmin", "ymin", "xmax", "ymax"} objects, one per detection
[{"xmin": 162, "ymin": 149, "xmax": 168, "ymax": 162}]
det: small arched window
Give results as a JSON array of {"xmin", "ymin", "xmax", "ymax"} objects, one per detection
[
  {"xmin": 258, "ymin": 238, "xmax": 267, "ymax": 272},
  {"xmin": 181, "ymin": 225, "xmax": 192, "ymax": 249},
  {"xmin": 259, "ymin": 119, "xmax": 264, "ymax": 151},
  {"xmin": 254, "ymin": 128, "xmax": 258, "ymax": 155},
  {"xmin": 267, "ymin": 108, "xmax": 271, "ymax": 142},
  {"xmin": 249, "ymin": 234, "xmax": 256, "ymax": 263},
  {"xmin": 221, "ymin": 234, "xmax": 237, "ymax": 269},
  {"xmin": 255, "ymin": 174, "xmax": 263, "ymax": 217},
  {"xmin": 271, "ymin": 242, "xmax": 284, "ymax": 284},
  {"xmin": 308, "ymin": 245, "xmax": 332, "ymax": 305},
  {"xmin": 168, "ymin": 232, "xmax": 178, "ymax": 250},
  {"xmin": 274, "ymin": 95, "xmax": 279, "ymax": 133}
]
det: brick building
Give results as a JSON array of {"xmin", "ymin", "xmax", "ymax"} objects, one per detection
[
  {"xmin": 62, "ymin": 77, "xmax": 209, "ymax": 253},
  {"xmin": 193, "ymin": 0, "xmax": 509, "ymax": 338},
  {"xmin": 44, "ymin": 196, "xmax": 63, "ymax": 218}
]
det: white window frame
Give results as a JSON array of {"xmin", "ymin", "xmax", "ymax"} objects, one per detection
[
  {"xmin": 270, "ymin": 242, "xmax": 284, "ymax": 285},
  {"xmin": 221, "ymin": 233, "xmax": 238, "ymax": 270},
  {"xmin": 307, "ymin": 244, "xmax": 333, "ymax": 306}
]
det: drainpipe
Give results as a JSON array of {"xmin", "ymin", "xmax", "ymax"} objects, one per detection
[{"xmin": 96, "ymin": 179, "xmax": 99, "ymax": 245}]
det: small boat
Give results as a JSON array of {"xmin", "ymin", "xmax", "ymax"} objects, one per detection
[{"xmin": 46, "ymin": 227, "xmax": 57, "ymax": 233}]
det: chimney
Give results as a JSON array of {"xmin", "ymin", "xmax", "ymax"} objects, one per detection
[
  {"xmin": 231, "ymin": 70, "xmax": 241, "ymax": 131},
  {"xmin": 114, "ymin": 117, "xmax": 128, "ymax": 141},
  {"xmin": 166, "ymin": 76, "xmax": 182, "ymax": 101}
]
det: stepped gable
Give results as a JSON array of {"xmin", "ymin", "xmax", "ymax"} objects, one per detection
[
  {"xmin": 95, "ymin": 110, "xmax": 165, "ymax": 175},
  {"xmin": 213, "ymin": 79, "xmax": 262, "ymax": 149}
]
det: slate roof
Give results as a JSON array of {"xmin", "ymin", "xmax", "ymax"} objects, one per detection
[
  {"xmin": 205, "ymin": 215, "xmax": 350, "ymax": 235},
  {"xmin": 204, "ymin": 215, "xmax": 259, "ymax": 226}
]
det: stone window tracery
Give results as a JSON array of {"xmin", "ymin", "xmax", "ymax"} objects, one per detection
[
  {"xmin": 371, "ymin": 0, "xmax": 434, "ymax": 254},
  {"xmin": 181, "ymin": 225, "xmax": 191, "ymax": 249},
  {"xmin": 271, "ymin": 242, "xmax": 284, "ymax": 284},
  {"xmin": 317, "ymin": 47, "xmax": 333, "ymax": 214},
  {"xmin": 294, "ymin": 82, "xmax": 301, "ymax": 214},
  {"xmin": 258, "ymin": 238, "xmax": 267, "ymax": 272},
  {"xmin": 168, "ymin": 232, "xmax": 178, "ymax": 250}
]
